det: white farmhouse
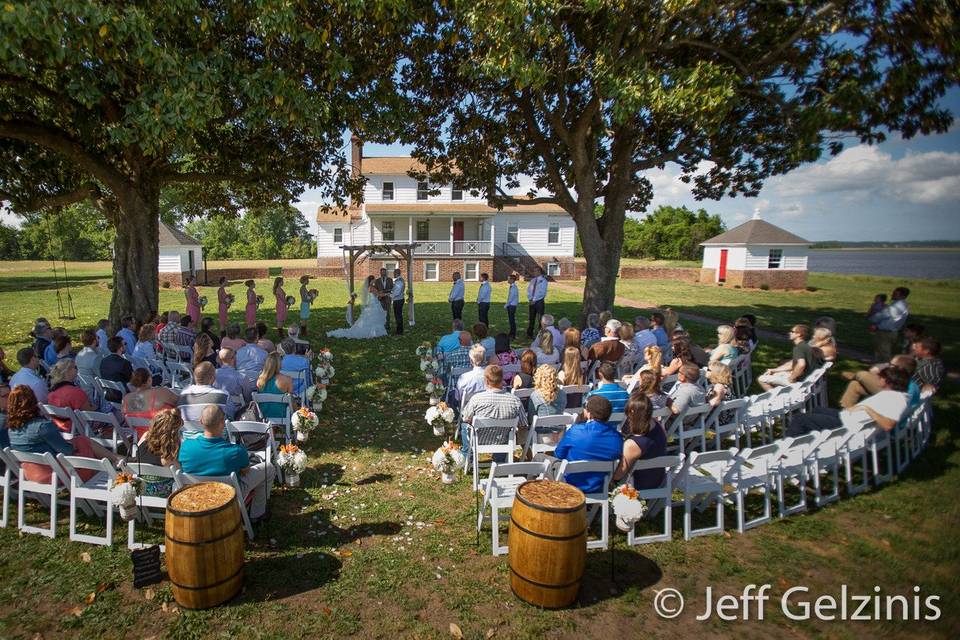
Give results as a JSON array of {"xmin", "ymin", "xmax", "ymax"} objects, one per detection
[
  {"xmin": 316, "ymin": 138, "xmax": 577, "ymax": 281},
  {"xmin": 699, "ymin": 211, "xmax": 810, "ymax": 289},
  {"xmin": 158, "ymin": 222, "xmax": 203, "ymax": 287}
]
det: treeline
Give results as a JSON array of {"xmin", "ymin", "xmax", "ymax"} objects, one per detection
[
  {"xmin": 0, "ymin": 202, "xmax": 316, "ymax": 261},
  {"xmin": 577, "ymin": 205, "xmax": 725, "ymax": 261},
  {"xmin": 811, "ymin": 241, "xmax": 960, "ymax": 249}
]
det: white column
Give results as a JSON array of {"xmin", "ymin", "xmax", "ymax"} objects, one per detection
[
  {"xmin": 449, "ymin": 216, "xmax": 454, "ymax": 255},
  {"xmin": 489, "ymin": 219, "xmax": 495, "ymax": 256},
  {"xmin": 408, "ymin": 216, "xmax": 413, "ymax": 243}
]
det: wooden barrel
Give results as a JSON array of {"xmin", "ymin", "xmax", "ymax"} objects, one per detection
[
  {"xmin": 508, "ymin": 479, "xmax": 586, "ymax": 609},
  {"xmin": 165, "ymin": 482, "xmax": 245, "ymax": 609}
]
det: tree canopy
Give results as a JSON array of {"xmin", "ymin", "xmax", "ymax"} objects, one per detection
[
  {"xmin": 184, "ymin": 205, "xmax": 316, "ymax": 260},
  {"xmin": 625, "ymin": 206, "xmax": 725, "ymax": 261},
  {"xmin": 400, "ymin": 0, "xmax": 959, "ymax": 317},
  {"xmin": 0, "ymin": 0, "xmax": 408, "ymax": 322}
]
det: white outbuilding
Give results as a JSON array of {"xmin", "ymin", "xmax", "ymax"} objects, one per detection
[
  {"xmin": 699, "ymin": 210, "xmax": 810, "ymax": 289},
  {"xmin": 158, "ymin": 222, "xmax": 204, "ymax": 287}
]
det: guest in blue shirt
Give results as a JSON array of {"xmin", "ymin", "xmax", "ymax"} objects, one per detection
[
  {"xmin": 554, "ymin": 395, "xmax": 622, "ymax": 494},
  {"xmin": 279, "ymin": 338, "xmax": 312, "ymax": 395},
  {"xmin": 650, "ymin": 312, "xmax": 670, "ymax": 355},
  {"xmin": 437, "ymin": 320, "xmax": 466, "ymax": 353},
  {"xmin": 585, "ymin": 363, "xmax": 629, "ymax": 414},
  {"xmin": 117, "ymin": 316, "xmax": 138, "ymax": 355},
  {"xmin": 473, "ymin": 322, "xmax": 495, "ymax": 361},
  {"xmin": 476, "ymin": 272, "xmax": 492, "ymax": 325}
]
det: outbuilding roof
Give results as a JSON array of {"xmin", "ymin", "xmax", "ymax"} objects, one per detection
[
  {"xmin": 158, "ymin": 222, "xmax": 202, "ymax": 247},
  {"xmin": 701, "ymin": 218, "xmax": 809, "ymax": 246}
]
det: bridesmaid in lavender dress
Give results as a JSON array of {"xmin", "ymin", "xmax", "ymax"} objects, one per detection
[
  {"xmin": 217, "ymin": 276, "xmax": 229, "ymax": 333},
  {"xmin": 273, "ymin": 276, "xmax": 288, "ymax": 334},
  {"xmin": 184, "ymin": 276, "xmax": 201, "ymax": 323},
  {"xmin": 245, "ymin": 279, "xmax": 258, "ymax": 327}
]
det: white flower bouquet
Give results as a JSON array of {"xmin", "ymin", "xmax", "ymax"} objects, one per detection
[
  {"xmin": 292, "ymin": 406, "xmax": 319, "ymax": 441},
  {"xmin": 285, "ymin": 295, "xmax": 296, "ymax": 306},
  {"xmin": 415, "ymin": 342, "xmax": 433, "ymax": 357},
  {"xmin": 225, "ymin": 293, "xmax": 236, "ymax": 306},
  {"xmin": 256, "ymin": 294, "xmax": 264, "ymax": 306},
  {"xmin": 315, "ymin": 362, "xmax": 335, "ymax": 382},
  {"xmin": 431, "ymin": 441, "xmax": 464, "ymax": 482},
  {"xmin": 610, "ymin": 485, "xmax": 647, "ymax": 532},
  {"xmin": 278, "ymin": 444, "xmax": 308, "ymax": 486},
  {"xmin": 305, "ymin": 385, "xmax": 328, "ymax": 414},
  {"xmin": 198, "ymin": 296, "xmax": 208, "ymax": 308},
  {"xmin": 425, "ymin": 401, "xmax": 456, "ymax": 436},
  {"xmin": 109, "ymin": 472, "xmax": 144, "ymax": 521},
  {"xmin": 318, "ymin": 348, "xmax": 333, "ymax": 362},
  {"xmin": 420, "ymin": 358, "xmax": 440, "ymax": 375},
  {"xmin": 308, "ymin": 289, "xmax": 319, "ymax": 302},
  {"xmin": 425, "ymin": 377, "xmax": 446, "ymax": 400}
]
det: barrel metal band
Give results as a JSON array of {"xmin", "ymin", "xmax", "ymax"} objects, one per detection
[
  {"xmin": 509, "ymin": 566, "xmax": 581, "ymax": 590},
  {"xmin": 509, "ymin": 517, "xmax": 586, "ymax": 541},
  {"xmin": 169, "ymin": 564, "xmax": 243, "ymax": 591},
  {"xmin": 164, "ymin": 522, "xmax": 242, "ymax": 546}
]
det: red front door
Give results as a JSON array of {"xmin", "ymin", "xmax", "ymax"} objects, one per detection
[
  {"xmin": 453, "ymin": 221, "xmax": 464, "ymax": 242},
  {"xmin": 718, "ymin": 249, "xmax": 728, "ymax": 282}
]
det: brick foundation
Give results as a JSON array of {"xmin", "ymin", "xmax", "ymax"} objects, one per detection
[
  {"xmin": 619, "ymin": 266, "xmax": 700, "ymax": 283},
  {"xmin": 318, "ymin": 256, "xmax": 577, "ymax": 282},
  {"xmin": 700, "ymin": 268, "xmax": 807, "ymax": 289}
]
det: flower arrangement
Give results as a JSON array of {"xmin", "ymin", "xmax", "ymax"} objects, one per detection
[
  {"xmin": 109, "ymin": 472, "xmax": 144, "ymax": 521},
  {"xmin": 315, "ymin": 350, "xmax": 335, "ymax": 382},
  {"xmin": 425, "ymin": 376, "xmax": 446, "ymax": 403},
  {"xmin": 292, "ymin": 406, "xmax": 319, "ymax": 442},
  {"xmin": 256, "ymin": 294, "xmax": 264, "ymax": 306},
  {"xmin": 431, "ymin": 441, "xmax": 464, "ymax": 483},
  {"xmin": 609, "ymin": 485, "xmax": 647, "ymax": 532},
  {"xmin": 305, "ymin": 385, "xmax": 328, "ymax": 412},
  {"xmin": 419, "ymin": 357, "xmax": 440, "ymax": 375},
  {"xmin": 308, "ymin": 289, "xmax": 319, "ymax": 302},
  {"xmin": 285, "ymin": 295, "xmax": 296, "ymax": 306},
  {"xmin": 415, "ymin": 342, "xmax": 433, "ymax": 357},
  {"xmin": 277, "ymin": 444, "xmax": 308, "ymax": 486},
  {"xmin": 317, "ymin": 348, "xmax": 333, "ymax": 362},
  {"xmin": 224, "ymin": 293, "xmax": 236, "ymax": 306},
  {"xmin": 425, "ymin": 401, "xmax": 456, "ymax": 436},
  {"xmin": 198, "ymin": 296, "xmax": 208, "ymax": 308}
]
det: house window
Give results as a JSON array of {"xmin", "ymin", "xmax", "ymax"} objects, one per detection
[
  {"xmin": 417, "ymin": 181, "xmax": 429, "ymax": 201},
  {"xmin": 768, "ymin": 249, "xmax": 783, "ymax": 269},
  {"xmin": 546, "ymin": 262, "xmax": 561, "ymax": 277},
  {"xmin": 548, "ymin": 222, "xmax": 560, "ymax": 245},
  {"xmin": 423, "ymin": 261, "xmax": 439, "ymax": 281},
  {"xmin": 382, "ymin": 261, "xmax": 397, "ymax": 273},
  {"xmin": 464, "ymin": 261, "xmax": 480, "ymax": 281},
  {"xmin": 381, "ymin": 221, "xmax": 395, "ymax": 241},
  {"xmin": 451, "ymin": 186, "xmax": 463, "ymax": 201},
  {"xmin": 507, "ymin": 223, "xmax": 519, "ymax": 244},
  {"xmin": 416, "ymin": 220, "xmax": 430, "ymax": 241},
  {"xmin": 382, "ymin": 182, "xmax": 394, "ymax": 201},
  {"xmin": 333, "ymin": 228, "xmax": 343, "ymax": 244}
]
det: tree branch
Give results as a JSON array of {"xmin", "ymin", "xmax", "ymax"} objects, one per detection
[
  {"xmin": 15, "ymin": 183, "xmax": 103, "ymax": 212},
  {"xmin": 516, "ymin": 92, "xmax": 578, "ymax": 211}
]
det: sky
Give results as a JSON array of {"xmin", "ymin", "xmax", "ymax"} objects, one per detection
[{"xmin": 292, "ymin": 89, "xmax": 960, "ymax": 243}]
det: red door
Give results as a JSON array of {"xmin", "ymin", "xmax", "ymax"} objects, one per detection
[
  {"xmin": 453, "ymin": 221, "xmax": 464, "ymax": 242},
  {"xmin": 718, "ymin": 249, "xmax": 728, "ymax": 282}
]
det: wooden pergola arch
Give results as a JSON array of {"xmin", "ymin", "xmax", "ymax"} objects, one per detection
[{"xmin": 341, "ymin": 243, "xmax": 419, "ymax": 326}]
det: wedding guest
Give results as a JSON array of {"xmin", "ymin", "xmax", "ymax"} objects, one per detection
[
  {"xmin": 448, "ymin": 271, "xmax": 465, "ymax": 321},
  {"xmin": 705, "ymin": 362, "xmax": 735, "ymax": 423},
  {"xmin": 178, "ymin": 362, "xmax": 235, "ymax": 421},
  {"xmin": 530, "ymin": 365, "xmax": 567, "ymax": 418},
  {"xmin": 477, "ymin": 273, "xmax": 492, "ymax": 326},
  {"xmin": 215, "ymin": 348, "xmax": 253, "ymax": 406},
  {"xmin": 558, "ymin": 347, "xmax": 585, "ymax": 385},
  {"xmin": 733, "ymin": 323, "xmax": 754, "ymax": 354},
  {"xmin": 563, "ymin": 327, "xmax": 582, "ymax": 352},
  {"xmin": 531, "ymin": 314, "xmax": 563, "ymax": 350},
  {"xmin": 158, "ymin": 311, "xmax": 180, "ymax": 345},
  {"xmin": 870, "ymin": 286, "xmax": 910, "ymax": 362},
  {"xmin": 217, "ymin": 276, "xmax": 230, "ymax": 333},
  {"xmin": 526, "ymin": 266, "xmax": 548, "ymax": 340},
  {"xmin": 495, "ymin": 334, "xmax": 518, "ymax": 367},
  {"xmin": 673, "ymin": 329, "xmax": 708, "ymax": 366},
  {"xmin": 437, "ymin": 319, "xmax": 466, "ymax": 353},
  {"xmin": 137, "ymin": 409, "xmax": 183, "ymax": 497},
  {"xmin": 193, "ymin": 333, "xmax": 218, "ymax": 368},
  {"xmin": 473, "ymin": 323, "xmax": 495, "ymax": 361},
  {"xmin": 255, "ymin": 352, "xmax": 293, "ymax": 422},
  {"xmin": 0, "ymin": 384, "xmax": 10, "ymax": 449},
  {"xmin": 96, "ymin": 319, "xmax": 111, "ymax": 355},
  {"xmin": 456, "ymin": 345, "xmax": 489, "ymax": 404},
  {"xmin": 46, "ymin": 359, "xmax": 95, "ymax": 433},
  {"xmin": 221, "ymin": 323, "xmax": 245, "ymax": 352},
  {"xmin": 619, "ymin": 323, "xmax": 639, "ymax": 360},
  {"xmin": 533, "ymin": 329, "xmax": 560, "ymax": 366},
  {"xmin": 113, "ymin": 317, "xmax": 136, "ymax": 356},
  {"xmin": 613, "ymin": 393, "xmax": 667, "ymax": 488},
  {"xmin": 598, "ymin": 311, "xmax": 612, "ymax": 332},
  {"xmin": 840, "ymin": 354, "xmax": 917, "ymax": 410},
  {"xmin": 736, "ymin": 315, "xmax": 758, "ymax": 350},
  {"xmin": 810, "ymin": 326, "xmax": 837, "ymax": 363},
  {"xmin": 708, "ymin": 325, "xmax": 739, "ymax": 365},
  {"xmin": 460, "ymin": 365, "xmax": 528, "ymax": 460},
  {"xmin": 866, "ymin": 293, "xmax": 887, "ymax": 317},
  {"xmin": 273, "ymin": 277, "xmax": 288, "ymax": 335},
  {"xmin": 587, "ymin": 319, "xmax": 625, "ymax": 364},
  {"xmin": 285, "ymin": 325, "xmax": 311, "ymax": 355},
  {"xmin": 512, "ymin": 349, "xmax": 537, "ymax": 390},
  {"xmin": 585, "ymin": 362, "xmax": 629, "ymax": 414},
  {"xmin": 631, "ymin": 369, "xmax": 672, "ymax": 412},
  {"xmin": 504, "ymin": 273, "xmax": 519, "ymax": 339},
  {"xmin": 178, "ymin": 405, "xmax": 274, "ymax": 519},
  {"xmin": 237, "ymin": 327, "xmax": 268, "ymax": 382},
  {"xmin": 133, "ymin": 323, "xmax": 158, "ymax": 360},
  {"xmin": 99, "ymin": 337, "xmax": 133, "ymax": 401},
  {"xmin": 632, "ymin": 317, "xmax": 658, "ymax": 363},
  {"xmin": 649, "ymin": 312, "xmax": 670, "ymax": 357},
  {"xmin": 901, "ymin": 323, "xmax": 924, "ymax": 355},
  {"xmin": 758, "ymin": 324, "xmax": 822, "ymax": 390},
  {"xmin": 174, "ymin": 315, "xmax": 197, "ymax": 348},
  {"xmin": 279, "ymin": 338, "xmax": 312, "ymax": 396},
  {"xmin": 199, "ymin": 317, "xmax": 221, "ymax": 351},
  {"xmin": 669, "ymin": 363, "xmax": 706, "ymax": 419},
  {"xmin": 256, "ymin": 321, "xmax": 276, "ymax": 353},
  {"xmin": 52, "ymin": 334, "xmax": 73, "ymax": 362},
  {"xmin": 42, "ymin": 327, "xmax": 64, "ymax": 365},
  {"xmin": 911, "ymin": 336, "xmax": 945, "ymax": 393},
  {"xmin": 581, "ymin": 313, "xmax": 601, "ymax": 350},
  {"xmin": 245, "ymin": 279, "xmax": 259, "ymax": 328},
  {"xmin": 554, "ymin": 395, "xmax": 621, "ymax": 493},
  {"xmin": 31, "ymin": 321, "xmax": 53, "ymax": 361},
  {"xmin": 123, "ymin": 368, "xmax": 179, "ymax": 438},
  {"xmin": 444, "ymin": 332, "xmax": 474, "ymax": 373}
]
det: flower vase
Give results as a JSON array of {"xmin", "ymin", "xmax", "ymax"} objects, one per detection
[
  {"xmin": 296, "ymin": 430, "xmax": 309, "ymax": 443},
  {"xmin": 441, "ymin": 471, "xmax": 456, "ymax": 484},
  {"xmin": 429, "ymin": 395, "xmax": 439, "ymax": 406},
  {"xmin": 432, "ymin": 424, "xmax": 445, "ymax": 437},
  {"xmin": 285, "ymin": 473, "xmax": 300, "ymax": 488},
  {"xmin": 119, "ymin": 502, "xmax": 138, "ymax": 522},
  {"xmin": 615, "ymin": 514, "xmax": 638, "ymax": 532},
  {"xmin": 320, "ymin": 377, "xmax": 330, "ymax": 385}
]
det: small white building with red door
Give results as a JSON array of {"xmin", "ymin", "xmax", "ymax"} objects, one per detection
[
  {"xmin": 315, "ymin": 138, "xmax": 578, "ymax": 281},
  {"xmin": 699, "ymin": 211, "xmax": 810, "ymax": 289}
]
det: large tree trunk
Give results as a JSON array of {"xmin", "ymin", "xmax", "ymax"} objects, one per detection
[
  {"xmin": 109, "ymin": 185, "xmax": 160, "ymax": 325},
  {"xmin": 575, "ymin": 201, "xmax": 625, "ymax": 323}
]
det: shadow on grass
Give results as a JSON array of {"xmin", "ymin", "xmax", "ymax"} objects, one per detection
[
  {"xmin": 0, "ymin": 274, "xmax": 109, "ymax": 293},
  {"xmin": 242, "ymin": 551, "xmax": 342, "ymax": 600},
  {"xmin": 578, "ymin": 548, "xmax": 663, "ymax": 606}
]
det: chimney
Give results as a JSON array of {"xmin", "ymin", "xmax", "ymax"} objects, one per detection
[
  {"xmin": 350, "ymin": 134, "xmax": 363, "ymax": 209},
  {"xmin": 752, "ymin": 207, "xmax": 762, "ymax": 220}
]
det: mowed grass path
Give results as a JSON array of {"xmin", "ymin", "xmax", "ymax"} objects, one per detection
[{"xmin": 0, "ymin": 268, "xmax": 956, "ymax": 639}]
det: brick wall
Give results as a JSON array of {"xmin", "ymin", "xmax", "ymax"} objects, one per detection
[
  {"xmin": 699, "ymin": 268, "xmax": 717, "ymax": 284},
  {"xmin": 724, "ymin": 269, "xmax": 808, "ymax": 289},
  {"xmin": 619, "ymin": 266, "xmax": 700, "ymax": 283}
]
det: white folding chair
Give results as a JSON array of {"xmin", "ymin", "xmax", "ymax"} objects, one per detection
[
  {"xmin": 666, "ymin": 403, "xmax": 711, "ymax": 454},
  {"xmin": 732, "ymin": 443, "xmax": 779, "ymax": 531},
  {"xmin": 775, "ymin": 435, "xmax": 815, "ymax": 517},
  {"xmin": 559, "ymin": 384, "xmax": 590, "ymax": 409},
  {"xmin": 57, "ymin": 454, "xmax": 118, "ymax": 546},
  {"xmin": 705, "ymin": 398, "xmax": 749, "ymax": 450},
  {"xmin": 810, "ymin": 427, "xmax": 847, "ymax": 507},
  {"xmin": 624, "ymin": 454, "xmax": 683, "ymax": 545},
  {"xmin": 555, "ymin": 458, "xmax": 616, "ymax": 550},
  {"xmin": 280, "ymin": 369, "xmax": 310, "ymax": 405},
  {"xmin": 675, "ymin": 450, "xmax": 734, "ymax": 540},
  {"xmin": 225, "ymin": 421, "xmax": 277, "ymax": 496},
  {"xmin": 76, "ymin": 410, "xmax": 130, "ymax": 453},
  {"xmin": 122, "ymin": 461, "xmax": 177, "ymax": 552},
  {"xmin": 95, "ymin": 377, "xmax": 128, "ymax": 410},
  {"xmin": 0, "ymin": 449, "xmax": 19, "ymax": 528},
  {"xmin": 166, "ymin": 362, "xmax": 194, "ymax": 389},
  {"xmin": 252, "ymin": 392, "xmax": 294, "ymax": 443},
  {"xmin": 174, "ymin": 471, "xmax": 255, "ymax": 539},
  {"xmin": 865, "ymin": 424, "xmax": 895, "ymax": 486},
  {"xmin": 742, "ymin": 391, "xmax": 776, "ymax": 447},
  {"xmin": 477, "ymin": 461, "xmax": 549, "ymax": 555},
  {"xmin": 465, "ymin": 418, "xmax": 518, "ymax": 491},
  {"xmin": 522, "ymin": 414, "xmax": 576, "ymax": 460},
  {"xmin": 7, "ymin": 449, "xmax": 72, "ymax": 538},
  {"xmin": 41, "ymin": 404, "xmax": 84, "ymax": 438},
  {"xmin": 608, "ymin": 412, "xmax": 627, "ymax": 433}
]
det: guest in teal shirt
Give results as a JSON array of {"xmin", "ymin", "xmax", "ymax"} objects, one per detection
[{"xmin": 178, "ymin": 405, "xmax": 249, "ymax": 476}]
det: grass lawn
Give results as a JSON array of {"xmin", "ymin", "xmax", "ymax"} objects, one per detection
[{"xmin": 0, "ymin": 268, "xmax": 957, "ymax": 639}]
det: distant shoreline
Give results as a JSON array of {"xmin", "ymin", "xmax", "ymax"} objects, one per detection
[{"xmin": 809, "ymin": 247, "xmax": 960, "ymax": 252}]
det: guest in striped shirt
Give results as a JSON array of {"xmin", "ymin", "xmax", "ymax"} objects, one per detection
[
  {"xmin": 460, "ymin": 365, "xmax": 528, "ymax": 461},
  {"xmin": 584, "ymin": 362, "xmax": 629, "ymax": 414}
]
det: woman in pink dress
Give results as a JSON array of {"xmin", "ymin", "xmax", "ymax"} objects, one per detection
[
  {"xmin": 273, "ymin": 276, "xmax": 288, "ymax": 334},
  {"xmin": 184, "ymin": 276, "xmax": 201, "ymax": 323},
  {"xmin": 217, "ymin": 276, "xmax": 229, "ymax": 332},
  {"xmin": 245, "ymin": 279, "xmax": 258, "ymax": 327}
]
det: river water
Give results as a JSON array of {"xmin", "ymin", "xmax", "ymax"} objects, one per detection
[{"xmin": 808, "ymin": 250, "xmax": 960, "ymax": 280}]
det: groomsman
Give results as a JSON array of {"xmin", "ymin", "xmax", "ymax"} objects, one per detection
[
  {"xmin": 448, "ymin": 271, "xmax": 465, "ymax": 320},
  {"xmin": 477, "ymin": 273, "xmax": 491, "ymax": 325},
  {"xmin": 526, "ymin": 266, "xmax": 548, "ymax": 339},
  {"xmin": 504, "ymin": 273, "xmax": 519, "ymax": 339},
  {"xmin": 391, "ymin": 268, "xmax": 405, "ymax": 335}
]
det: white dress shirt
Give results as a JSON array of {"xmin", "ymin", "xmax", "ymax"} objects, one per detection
[
  {"xmin": 477, "ymin": 281, "xmax": 491, "ymax": 304},
  {"xmin": 448, "ymin": 278, "xmax": 465, "ymax": 302},
  {"xmin": 391, "ymin": 277, "xmax": 405, "ymax": 301},
  {"xmin": 505, "ymin": 282, "xmax": 519, "ymax": 308},
  {"xmin": 527, "ymin": 275, "xmax": 548, "ymax": 302}
]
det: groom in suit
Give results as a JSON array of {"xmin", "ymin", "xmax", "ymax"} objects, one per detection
[{"xmin": 374, "ymin": 268, "xmax": 393, "ymax": 331}]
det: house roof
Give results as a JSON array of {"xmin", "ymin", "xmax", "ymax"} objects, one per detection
[
  {"xmin": 316, "ymin": 206, "xmax": 363, "ymax": 222},
  {"xmin": 364, "ymin": 202, "xmax": 568, "ymax": 216},
  {"xmin": 701, "ymin": 219, "xmax": 809, "ymax": 246},
  {"xmin": 361, "ymin": 156, "xmax": 428, "ymax": 175},
  {"xmin": 158, "ymin": 222, "xmax": 202, "ymax": 247}
]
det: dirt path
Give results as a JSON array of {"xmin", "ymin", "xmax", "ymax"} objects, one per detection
[{"xmin": 551, "ymin": 281, "xmax": 874, "ymax": 362}]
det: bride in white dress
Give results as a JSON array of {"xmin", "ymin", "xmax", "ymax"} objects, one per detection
[{"xmin": 327, "ymin": 276, "xmax": 388, "ymax": 339}]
